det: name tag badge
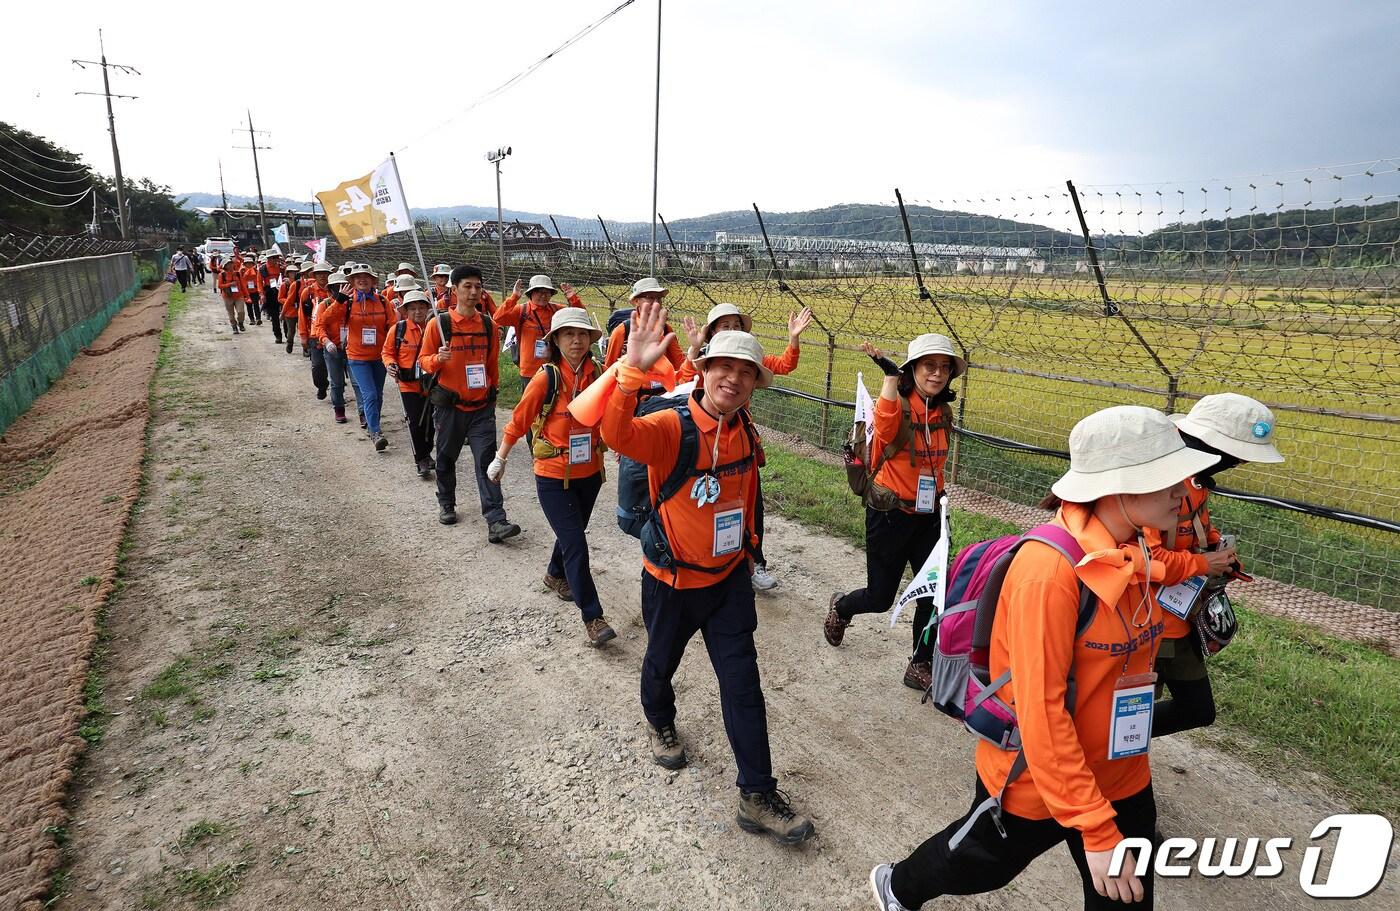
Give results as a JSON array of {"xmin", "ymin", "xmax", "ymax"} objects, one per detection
[
  {"xmin": 713, "ymin": 504, "xmax": 744, "ymax": 557},
  {"xmin": 270, "ymin": 277, "xmax": 280, "ymax": 289},
  {"xmin": 533, "ymin": 338, "xmax": 549, "ymax": 360},
  {"xmin": 915, "ymin": 475, "xmax": 938, "ymax": 513},
  {"xmin": 466, "ymin": 363, "xmax": 487, "ymax": 389},
  {"xmin": 231, "ymin": 284, "xmax": 241, "ymax": 292},
  {"xmin": 361, "ymin": 326, "xmax": 377, "ymax": 347},
  {"xmin": 569, "ymin": 432, "xmax": 592, "ymax": 465},
  {"xmin": 1156, "ymin": 575, "xmax": 1206, "ymax": 620},
  {"xmin": 339, "ymin": 326, "xmax": 348, "ymax": 345},
  {"xmin": 1107, "ymin": 673, "xmax": 1157, "ymax": 760}
]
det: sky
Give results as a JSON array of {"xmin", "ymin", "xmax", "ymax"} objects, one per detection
[{"xmin": 4, "ymin": 0, "xmax": 1399, "ymax": 229}]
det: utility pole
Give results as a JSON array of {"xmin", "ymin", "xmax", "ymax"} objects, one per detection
[
  {"xmin": 73, "ymin": 29, "xmax": 139, "ymax": 240},
  {"xmin": 217, "ymin": 158, "xmax": 229, "ymax": 236},
  {"xmin": 486, "ymin": 146, "xmax": 512, "ymax": 297},
  {"xmin": 233, "ymin": 112, "xmax": 271, "ymax": 247}
]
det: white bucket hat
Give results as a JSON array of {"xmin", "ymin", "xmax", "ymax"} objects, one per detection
[
  {"xmin": 545, "ymin": 307, "xmax": 603, "ymax": 343},
  {"xmin": 309, "ymin": 261, "xmax": 333, "ymax": 274},
  {"xmin": 630, "ymin": 277, "xmax": 668, "ymax": 300},
  {"xmin": 1051, "ymin": 406, "xmax": 1220, "ymax": 502},
  {"xmin": 1172, "ymin": 394, "xmax": 1284, "ymax": 464},
  {"xmin": 327, "ymin": 272, "xmax": 349, "ymax": 286},
  {"xmin": 526, "ymin": 274, "xmax": 556, "ymax": 295},
  {"xmin": 899, "ymin": 333, "xmax": 967, "ymax": 379},
  {"xmin": 392, "ymin": 274, "xmax": 421, "ymax": 293},
  {"xmin": 395, "ymin": 262, "xmax": 417, "ymax": 275},
  {"xmin": 693, "ymin": 331, "xmax": 773, "ymax": 389},
  {"xmin": 399, "ymin": 289, "xmax": 430, "ymax": 308},
  {"xmin": 703, "ymin": 303, "xmax": 753, "ymax": 336},
  {"xmin": 432, "ymin": 263, "xmax": 452, "ymax": 278},
  {"xmin": 348, "ymin": 262, "xmax": 377, "ymax": 279},
  {"xmin": 284, "ymin": 263, "xmax": 301, "ymax": 274}
]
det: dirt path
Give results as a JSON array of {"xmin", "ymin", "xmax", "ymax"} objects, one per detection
[{"xmin": 52, "ymin": 284, "xmax": 1396, "ymax": 910}]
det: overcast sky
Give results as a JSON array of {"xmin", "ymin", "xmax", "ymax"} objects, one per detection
[{"xmin": 4, "ymin": 0, "xmax": 1398, "ymax": 226}]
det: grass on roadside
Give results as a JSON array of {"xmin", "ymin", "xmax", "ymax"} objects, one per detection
[{"xmin": 758, "ymin": 436, "xmax": 1400, "ymax": 821}]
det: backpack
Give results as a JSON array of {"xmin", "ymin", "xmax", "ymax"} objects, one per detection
[
  {"xmin": 421, "ymin": 309, "xmax": 496, "ymax": 412},
  {"xmin": 843, "ymin": 398, "xmax": 951, "ymax": 509},
  {"xmin": 924, "ymin": 524, "xmax": 1098, "ymax": 850},
  {"xmin": 393, "ymin": 319, "xmax": 426, "ymax": 386},
  {"xmin": 605, "ymin": 308, "xmax": 634, "ymax": 356}
]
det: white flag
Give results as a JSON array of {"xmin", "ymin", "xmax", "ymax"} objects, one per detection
[
  {"xmin": 272, "ymin": 223, "xmax": 290, "ymax": 245},
  {"xmin": 854, "ymin": 372, "xmax": 875, "ymax": 446},
  {"xmin": 890, "ymin": 494, "xmax": 950, "ymax": 630}
]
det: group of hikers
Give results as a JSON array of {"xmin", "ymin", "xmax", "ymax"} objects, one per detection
[{"xmin": 198, "ymin": 246, "xmax": 1283, "ymax": 909}]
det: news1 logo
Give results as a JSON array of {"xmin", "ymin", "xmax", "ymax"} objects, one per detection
[{"xmin": 1108, "ymin": 814, "xmax": 1394, "ymax": 898}]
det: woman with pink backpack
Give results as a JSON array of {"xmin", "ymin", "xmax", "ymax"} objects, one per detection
[{"xmin": 869, "ymin": 405, "xmax": 1220, "ymax": 911}]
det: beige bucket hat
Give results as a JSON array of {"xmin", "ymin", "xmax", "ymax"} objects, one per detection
[
  {"xmin": 392, "ymin": 274, "xmax": 421, "ymax": 293},
  {"xmin": 327, "ymin": 272, "xmax": 349, "ymax": 286},
  {"xmin": 693, "ymin": 331, "xmax": 773, "ymax": 389},
  {"xmin": 1172, "ymin": 393, "xmax": 1284, "ymax": 464},
  {"xmin": 630, "ymin": 277, "xmax": 668, "ymax": 300},
  {"xmin": 432, "ymin": 263, "xmax": 452, "ymax": 278},
  {"xmin": 395, "ymin": 262, "xmax": 417, "ymax": 275},
  {"xmin": 348, "ymin": 262, "xmax": 377, "ymax": 279},
  {"xmin": 525, "ymin": 274, "xmax": 557, "ymax": 295},
  {"xmin": 284, "ymin": 263, "xmax": 301, "ymax": 274},
  {"xmin": 899, "ymin": 333, "xmax": 967, "ymax": 379},
  {"xmin": 1051, "ymin": 406, "xmax": 1220, "ymax": 502},
  {"xmin": 399, "ymin": 290, "xmax": 431, "ymax": 308},
  {"xmin": 309, "ymin": 261, "xmax": 334, "ymax": 274},
  {"xmin": 545, "ymin": 307, "xmax": 603, "ymax": 343},
  {"xmin": 703, "ymin": 303, "xmax": 753, "ymax": 336}
]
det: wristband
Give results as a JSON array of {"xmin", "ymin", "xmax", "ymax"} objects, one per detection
[{"xmin": 871, "ymin": 354, "xmax": 901, "ymax": 377}]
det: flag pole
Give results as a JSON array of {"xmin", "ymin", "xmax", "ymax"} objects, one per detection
[{"xmin": 388, "ymin": 152, "xmax": 431, "ymax": 283}]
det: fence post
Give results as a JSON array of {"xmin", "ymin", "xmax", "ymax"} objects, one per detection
[
  {"xmin": 821, "ymin": 334, "xmax": 835, "ymax": 446},
  {"xmin": 950, "ymin": 368, "xmax": 971, "ymax": 485}
]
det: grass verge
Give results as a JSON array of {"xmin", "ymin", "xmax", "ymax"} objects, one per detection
[{"xmin": 758, "ymin": 435, "xmax": 1400, "ymax": 821}]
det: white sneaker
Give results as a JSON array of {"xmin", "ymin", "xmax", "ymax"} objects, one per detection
[
  {"xmin": 869, "ymin": 864, "xmax": 910, "ymax": 911},
  {"xmin": 751, "ymin": 564, "xmax": 778, "ymax": 592}
]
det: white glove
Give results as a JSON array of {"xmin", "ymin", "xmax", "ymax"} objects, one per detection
[{"xmin": 486, "ymin": 456, "xmax": 507, "ymax": 483}]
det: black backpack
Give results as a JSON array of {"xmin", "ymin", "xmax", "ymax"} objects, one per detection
[{"xmin": 605, "ymin": 308, "xmax": 634, "ymax": 356}]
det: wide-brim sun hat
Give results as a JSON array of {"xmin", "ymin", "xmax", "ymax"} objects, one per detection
[
  {"xmin": 392, "ymin": 275, "xmax": 421, "ymax": 292},
  {"xmin": 899, "ymin": 333, "xmax": 967, "ymax": 379},
  {"xmin": 526, "ymin": 274, "xmax": 556, "ymax": 295},
  {"xmin": 310, "ymin": 261, "xmax": 333, "ymax": 274},
  {"xmin": 630, "ymin": 276, "xmax": 667, "ymax": 300},
  {"xmin": 693, "ymin": 330, "xmax": 773, "ymax": 389},
  {"xmin": 399, "ymin": 290, "xmax": 430, "ymax": 308},
  {"xmin": 432, "ymin": 263, "xmax": 452, "ymax": 277},
  {"xmin": 327, "ymin": 272, "xmax": 349, "ymax": 286},
  {"xmin": 545, "ymin": 307, "xmax": 603, "ymax": 343},
  {"xmin": 284, "ymin": 264, "xmax": 301, "ymax": 274},
  {"xmin": 1171, "ymin": 393, "xmax": 1284, "ymax": 464},
  {"xmin": 395, "ymin": 262, "xmax": 416, "ymax": 275},
  {"xmin": 704, "ymin": 303, "xmax": 753, "ymax": 336},
  {"xmin": 1051, "ymin": 405, "xmax": 1221, "ymax": 503},
  {"xmin": 348, "ymin": 262, "xmax": 377, "ymax": 279}
]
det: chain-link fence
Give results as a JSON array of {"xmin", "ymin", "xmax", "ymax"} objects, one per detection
[
  {"xmin": 0, "ymin": 247, "xmax": 167, "ymax": 433},
  {"xmin": 318, "ymin": 159, "xmax": 1399, "ymax": 612}
]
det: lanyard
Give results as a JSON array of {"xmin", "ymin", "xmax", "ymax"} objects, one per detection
[{"xmin": 1110, "ymin": 535, "xmax": 1159, "ymax": 675}]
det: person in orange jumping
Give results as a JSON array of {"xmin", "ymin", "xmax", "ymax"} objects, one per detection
[
  {"xmin": 602, "ymin": 277, "xmax": 686, "ymax": 375},
  {"xmin": 277, "ymin": 262, "xmax": 301, "ymax": 354},
  {"xmin": 825, "ymin": 334, "xmax": 962, "ymax": 693},
  {"xmin": 416, "ymin": 265, "xmax": 519, "ymax": 541},
  {"xmin": 486, "ymin": 307, "xmax": 615, "ymax": 646},
  {"xmin": 240, "ymin": 256, "xmax": 264, "ymax": 328},
  {"xmin": 215, "ymin": 251, "xmax": 246, "ymax": 333},
  {"xmin": 868, "ymin": 406, "xmax": 1221, "ymax": 911},
  {"xmin": 494, "ymin": 274, "xmax": 586, "ymax": 389},
  {"xmin": 1144, "ymin": 394, "xmax": 1280, "ymax": 739},
  {"xmin": 428, "ymin": 263, "xmax": 454, "ymax": 310},
  {"xmin": 599, "ymin": 299, "xmax": 816, "ymax": 847},
  {"xmin": 676, "ymin": 302, "xmax": 814, "ymax": 592},
  {"xmin": 382, "ymin": 290, "xmax": 436, "ymax": 479},
  {"xmin": 316, "ymin": 263, "xmax": 395, "ymax": 448}
]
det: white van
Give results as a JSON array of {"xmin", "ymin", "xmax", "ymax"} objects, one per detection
[{"xmin": 204, "ymin": 237, "xmax": 236, "ymax": 265}]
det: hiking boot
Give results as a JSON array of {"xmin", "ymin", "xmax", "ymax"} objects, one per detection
[
  {"xmin": 903, "ymin": 660, "xmax": 932, "ymax": 693},
  {"xmin": 869, "ymin": 864, "xmax": 911, "ymax": 911},
  {"xmin": 416, "ymin": 458, "xmax": 433, "ymax": 479},
  {"xmin": 737, "ymin": 789, "xmax": 815, "ymax": 846},
  {"xmin": 333, "ymin": 407, "xmax": 347, "ymax": 424},
  {"xmin": 751, "ymin": 563, "xmax": 778, "ymax": 592},
  {"xmin": 824, "ymin": 593, "xmax": 851, "ymax": 647},
  {"xmin": 584, "ymin": 617, "xmax": 616, "ymax": 647},
  {"xmin": 359, "ymin": 413, "xmax": 368, "ymax": 429},
  {"xmin": 647, "ymin": 722, "xmax": 687, "ymax": 770},
  {"xmin": 231, "ymin": 323, "xmax": 240, "ymax": 334},
  {"xmin": 438, "ymin": 507, "xmax": 457, "ymax": 525},
  {"xmin": 237, "ymin": 320, "xmax": 245, "ymax": 331},
  {"xmin": 373, "ymin": 433, "xmax": 388, "ymax": 452},
  {"xmin": 285, "ymin": 338, "xmax": 294, "ymax": 354},
  {"xmin": 543, "ymin": 573, "xmax": 572, "ymax": 601},
  {"xmin": 487, "ymin": 520, "xmax": 521, "ymax": 544},
  {"xmin": 316, "ymin": 389, "xmax": 327, "ymax": 400}
]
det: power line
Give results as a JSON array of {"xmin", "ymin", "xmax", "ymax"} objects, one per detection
[
  {"xmin": 395, "ymin": 0, "xmax": 639, "ymax": 154},
  {"xmin": 0, "ymin": 160, "xmax": 91, "ymax": 198},
  {"xmin": 0, "ymin": 133, "xmax": 90, "ymax": 176},
  {"xmin": 0, "ymin": 127, "xmax": 91, "ymax": 168},
  {"xmin": 0, "ymin": 150, "xmax": 91, "ymax": 184},
  {"xmin": 0, "ymin": 179, "xmax": 92, "ymax": 208},
  {"xmin": 72, "ymin": 29, "xmax": 139, "ymax": 240}
]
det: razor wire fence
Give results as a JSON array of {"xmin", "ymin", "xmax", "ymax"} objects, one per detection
[
  {"xmin": 320, "ymin": 157, "xmax": 1400, "ymax": 612},
  {"xmin": 0, "ymin": 246, "xmax": 167, "ymax": 434}
]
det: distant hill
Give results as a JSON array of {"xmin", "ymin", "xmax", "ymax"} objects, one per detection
[{"xmin": 180, "ymin": 192, "xmax": 316, "ymax": 212}]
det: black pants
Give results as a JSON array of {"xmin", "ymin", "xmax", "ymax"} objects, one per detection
[
  {"xmin": 309, "ymin": 342, "xmax": 329, "ymax": 396},
  {"xmin": 640, "ymin": 563, "xmax": 776, "ymax": 793},
  {"xmin": 281, "ymin": 317, "xmax": 298, "ymax": 351},
  {"xmin": 433, "ymin": 404, "xmax": 506, "ymax": 524},
  {"xmin": 1152, "ymin": 676, "xmax": 1216, "ymax": 737},
  {"xmin": 836, "ymin": 505, "xmax": 942, "ymax": 662},
  {"xmin": 536, "ymin": 473, "xmax": 604, "ymax": 621},
  {"xmin": 400, "ymin": 389, "xmax": 435, "ymax": 464},
  {"xmin": 174, "ymin": 269, "xmax": 189, "ymax": 291},
  {"xmin": 264, "ymin": 291, "xmax": 283, "ymax": 341},
  {"xmin": 193, "ymin": 265, "xmax": 205, "ymax": 284},
  {"xmin": 244, "ymin": 298, "xmax": 260, "ymax": 324},
  {"xmin": 891, "ymin": 777, "xmax": 1156, "ymax": 910}
]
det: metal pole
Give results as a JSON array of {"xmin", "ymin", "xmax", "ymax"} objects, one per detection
[
  {"xmin": 99, "ymin": 32, "xmax": 129, "ymax": 240},
  {"xmin": 895, "ymin": 187, "xmax": 963, "ymax": 351},
  {"xmin": 218, "ymin": 159, "xmax": 229, "ymax": 236},
  {"xmin": 495, "ymin": 158, "xmax": 506, "ymax": 297},
  {"xmin": 248, "ymin": 110, "xmax": 269, "ymax": 248},
  {"xmin": 388, "ymin": 152, "xmax": 431, "ymax": 282},
  {"xmin": 650, "ymin": 0, "xmax": 662, "ymax": 274}
]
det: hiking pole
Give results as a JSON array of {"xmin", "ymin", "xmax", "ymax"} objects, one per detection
[
  {"xmin": 895, "ymin": 188, "xmax": 964, "ymax": 351},
  {"xmin": 659, "ymin": 213, "xmax": 720, "ymax": 308}
]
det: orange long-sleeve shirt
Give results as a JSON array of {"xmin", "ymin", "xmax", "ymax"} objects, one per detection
[
  {"xmin": 381, "ymin": 318, "xmax": 429, "ymax": 393},
  {"xmin": 1143, "ymin": 479, "xmax": 1227, "ymax": 638},
  {"xmin": 240, "ymin": 265, "xmax": 263, "ymax": 302},
  {"xmin": 261, "ymin": 262, "xmax": 283, "ymax": 296},
  {"xmin": 602, "ymin": 322, "xmax": 686, "ymax": 373},
  {"xmin": 216, "ymin": 259, "xmax": 244, "ymax": 296},
  {"xmin": 676, "ymin": 340, "xmax": 801, "ymax": 385},
  {"xmin": 299, "ymin": 284, "xmax": 327, "ymax": 344},
  {"xmin": 279, "ymin": 278, "xmax": 301, "ymax": 319},
  {"xmin": 868, "ymin": 394, "xmax": 950, "ymax": 512},
  {"xmin": 976, "ymin": 502, "xmax": 1169, "ymax": 854},
  {"xmin": 601, "ymin": 364, "xmax": 761, "ymax": 589},
  {"xmin": 504, "ymin": 357, "xmax": 604, "ymax": 481},
  {"xmin": 494, "ymin": 292, "xmax": 587, "ymax": 378},
  {"xmin": 312, "ymin": 291, "xmax": 395, "ymax": 361},
  {"xmin": 417, "ymin": 306, "xmax": 499, "ymax": 411}
]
